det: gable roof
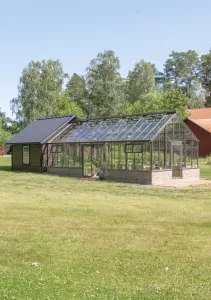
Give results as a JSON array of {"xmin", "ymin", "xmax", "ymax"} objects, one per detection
[
  {"xmin": 7, "ymin": 115, "xmax": 75, "ymax": 144},
  {"xmin": 52, "ymin": 111, "xmax": 176, "ymax": 143},
  {"xmin": 188, "ymin": 108, "xmax": 211, "ymax": 119}
]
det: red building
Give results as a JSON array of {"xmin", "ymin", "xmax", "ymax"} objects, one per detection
[
  {"xmin": 0, "ymin": 146, "xmax": 5, "ymax": 155},
  {"xmin": 185, "ymin": 108, "xmax": 211, "ymax": 157}
]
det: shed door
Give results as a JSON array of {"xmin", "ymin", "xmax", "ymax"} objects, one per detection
[{"xmin": 172, "ymin": 142, "xmax": 183, "ymax": 179}]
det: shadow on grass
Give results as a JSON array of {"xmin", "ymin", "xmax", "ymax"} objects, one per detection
[{"xmin": 0, "ymin": 166, "xmax": 12, "ymax": 171}]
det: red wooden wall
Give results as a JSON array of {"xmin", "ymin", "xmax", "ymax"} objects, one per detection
[{"xmin": 185, "ymin": 120, "xmax": 211, "ymax": 157}]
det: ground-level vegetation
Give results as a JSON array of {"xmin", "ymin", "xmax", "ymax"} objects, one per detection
[{"xmin": 0, "ymin": 156, "xmax": 211, "ymax": 299}]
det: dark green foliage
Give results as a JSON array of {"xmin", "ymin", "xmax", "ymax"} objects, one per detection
[{"xmin": 199, "ymin": 49, "xmax": 211, "ymax": 106}]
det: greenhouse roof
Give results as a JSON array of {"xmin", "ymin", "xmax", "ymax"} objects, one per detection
[{"xmin": 52, "ymin": 111, "xmax": 176, "ymax": 143}]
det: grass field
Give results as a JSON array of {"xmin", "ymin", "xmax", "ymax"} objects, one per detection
[{"xmin": 1, "ymin": 156, "xmax": 211, "ymax": 299}]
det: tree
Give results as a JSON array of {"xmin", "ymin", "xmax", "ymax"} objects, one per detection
[
  {"xmin": 124, "ymin": 92, "xmax": 163, "ymax": 115},
  {"xmin": 186, "ymin": 83, "xmax": 206, "ymax": 108},
  {"xmin": 8, "ymin": 120, "xmax": 25, "ymax": 134},
  {"xmin": 0, "ymin": 127, "xmax": 10, "ymax": 146},
  {"xmin": 11, "ymin": 60, "xmax": 68, "ymax": 125},
  {"xmin": 0, "ymin": 109, "xmax": 9, "ymax": 130},
  {"xmin": 0, "ymin": 110, "xmax": 11, "ymax": 145},
  {"xmin": 53, "ymin": 95, "xmax": 84, "ymax": 119},
  {"xmin": 154, "ymin": 70, "xmax": 166, "ymax": 88},
  {"xmin": 199, "ymin": 49, "xmax": 211, "ymax": 106},
  {"xmin": 86, "ymin": 50, "xmax": 125, "ymax": 117},
  {"xmin": 162, "ymin": 89, "xmax": 188, "ymax": 119},
  {"xmin": 127, "ymin": 60, "xmax": 156, "ymax": 103},
  {"xmin": 124, "ymin": 89, "xmax": 188, "ymax": 119},
  {"xmin": 66, "ymin": 73, "xmax": 88, "ymax": 115},
  {"xmin": 164, "ymin": 50, "xmax": 199, "ymax": 96}
]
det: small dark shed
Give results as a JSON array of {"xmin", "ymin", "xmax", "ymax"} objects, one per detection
[{"xmin": 7, "ymin": 115, "xmax": 75, "ymax": 172}]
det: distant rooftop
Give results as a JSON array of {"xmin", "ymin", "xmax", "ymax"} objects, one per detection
[{"xmin": 188, "ymin": 108, "xmax": 211, "ymax": 120}]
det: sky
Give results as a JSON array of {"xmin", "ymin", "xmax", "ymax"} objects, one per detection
[{"xmin": 0, "ymin": 0, "xmax": 210, "ymax": 117}]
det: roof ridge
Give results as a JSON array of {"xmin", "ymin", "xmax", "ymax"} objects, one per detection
[
  {"xmin": 78, "ymin": 110, "xmax": 176, "ymax": 122},
  {"xmin": 36, "ymin": 115, "xmax": 74, "ymax": 120},
  {"xmin": 188, "ymin": 108, "xmax": 211, "ymax": 110}
]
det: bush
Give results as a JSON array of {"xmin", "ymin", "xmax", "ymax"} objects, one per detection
[{"xmin": 204, "ymin": 154, "xmax": 211, "ymax": 166}]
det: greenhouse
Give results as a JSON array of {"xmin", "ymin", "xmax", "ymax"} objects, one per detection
[{"xmin": 46, "ymin": 111, "xmax": 200, "ymax": 185}]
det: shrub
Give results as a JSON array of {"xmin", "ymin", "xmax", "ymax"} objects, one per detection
[{"xmin": 204, "ymin": 154, "xmax": 211, "ymax": 166}]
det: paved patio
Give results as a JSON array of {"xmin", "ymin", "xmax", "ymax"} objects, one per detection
[{"xmin": 153, "ymin": 179, "xmax": 211, "ymax": 188}]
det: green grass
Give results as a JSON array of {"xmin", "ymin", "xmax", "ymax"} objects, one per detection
[
  {"xmin": 1, "ymin": 156, "xmax": 211, "ymax": 299},
  {"xmin": 200, "ymin": 158, "xmax": 211, "ymax": 180}
]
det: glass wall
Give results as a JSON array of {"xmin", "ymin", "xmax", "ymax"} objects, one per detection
[
  {"xmin": 152, "ymin": 116, "xmax": 198, "ymax": 170},
  {"xmin": 105, "ymin": 142, "xmax": 151, "ymax": 171},
  {"xmin": 50, "ymin": 144, "xmax": 82, "ymax": 167},
  {"xmin": 48, "ymin": 115, "xmax": 198, "ymax": 173}
]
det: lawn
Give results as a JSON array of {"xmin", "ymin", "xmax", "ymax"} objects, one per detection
[{"xmin": 1, "ymin": 156, "xmax": 211, "ymax": 300}]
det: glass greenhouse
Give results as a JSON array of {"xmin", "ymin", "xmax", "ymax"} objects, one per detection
[{"xmin": 47, "ymin": 111, "xmax": 199, "ymax": 184}]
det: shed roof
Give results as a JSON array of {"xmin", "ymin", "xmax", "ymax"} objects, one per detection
[
  {"xmin": 53, "ymin": 111, "xmax": 176, "ymax": 143},
  {"xmin": 7, "ymin": 115, "xmax": 75, "ymax": 144}
]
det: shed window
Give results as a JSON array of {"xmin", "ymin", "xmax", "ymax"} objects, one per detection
[{"xmin": 23, "ymin": 146, "xmax": 30, "ymax": 164}]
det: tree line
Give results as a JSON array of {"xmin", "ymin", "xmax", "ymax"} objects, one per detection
[{"xmin": 1, "ymin": 48, "xmax": 211, "ymax": 144}]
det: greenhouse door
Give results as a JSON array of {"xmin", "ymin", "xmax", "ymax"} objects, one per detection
[
  {"xmin": 172, "ymin": 142, "xmax": 183, "ymax": 179},
  {"xmin": 82, "ymin": 145, "xmax": 103, "ymax": 177}
]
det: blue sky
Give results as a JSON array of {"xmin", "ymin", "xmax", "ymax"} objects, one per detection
[{"xmin": 0, "ymin": 0, "xmax": 210, "ymax": 117}]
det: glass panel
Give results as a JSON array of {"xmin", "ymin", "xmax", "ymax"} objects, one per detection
[
  {"xmin": 54, "ymin": 113, "xmax": 176, "ymax": 143},
  {"xmin": 152, "ymin": 115, "xmax": 199, "ymax": 170},
  {"xmin": 83, "ymin": 146, "xmax": 92, "ymax": 176},
  {"xmin": 50, "ymin": 144, "xmax": 81, "ymax": 168},
  {"xmin": 172, "ymin": 144, "xmax": 182, "ymax": 178}
]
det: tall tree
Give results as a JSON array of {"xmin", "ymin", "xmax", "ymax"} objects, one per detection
[
  {"xmin": 86, "ymin": 50, "xmax": 125, "ymax": 117},
  {"xmin": 11, "ymin": 60, "xmax": 68, "ymax": 125},
  {"xmin": 66, "ymin": 73, "xmax": 88, "ymax": 114},
  {"xmin": 199, "ymin": 49, "xmax": 211, "ymax": 106},
  {"xmin": 127, "ymin": 60, "xmax": 156, "ymax": 103},
  {"xmin": 164, "ymin": 50, "xmax": 199, "ymax": 96}
]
